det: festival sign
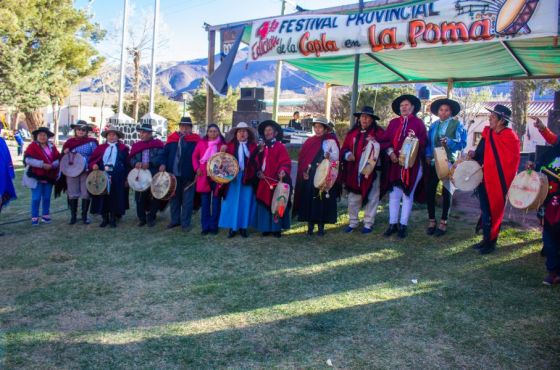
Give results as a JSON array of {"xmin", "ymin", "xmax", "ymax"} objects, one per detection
[{"xmin": 248, "ymin": 0, "xmax": 559, "ymax": 62}]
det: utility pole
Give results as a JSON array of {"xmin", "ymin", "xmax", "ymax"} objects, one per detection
[
  {"xmin": 117, "ymin": 0, "xmax": 129, "ymax": 115},
  {"xmin": 271, "ymin": 0, "xmax": 286, "ymax": 122},
  {"xmin": 148, "ymin": 0, "xmax": 160, "ymax": 115},
  {"xmin": 349, "ymin": 0, "xmax": 365, "ymax": 124}
]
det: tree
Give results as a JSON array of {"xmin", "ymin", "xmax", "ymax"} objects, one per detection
[
  {"xmin": 187, "ymin": 80, "xmax": 240, "ymax": 125},
  {"xmin": 454, "ymin": 88, "xmax": 493, "ymax": 134},
  {"xmin": 0, "ymin": 0, "xmax": 105, "ymax": 131},
  {"xmin": 118, "ymin": 93, "xmax": 181, "ymax": 131}
]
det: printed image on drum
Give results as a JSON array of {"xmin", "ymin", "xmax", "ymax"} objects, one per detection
[{"xmin": 207, "ymin": 152, "xmax": 239, "ymax": 184}]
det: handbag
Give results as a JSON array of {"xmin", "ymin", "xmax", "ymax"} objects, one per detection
[{"xmin": 22, "ymin": 166, "xmax": 37, "ymax": 189}]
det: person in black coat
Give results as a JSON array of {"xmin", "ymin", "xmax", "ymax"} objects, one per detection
[{"xmin": 159, "ymin": 117, "xmax": 201, "ymax": 231}]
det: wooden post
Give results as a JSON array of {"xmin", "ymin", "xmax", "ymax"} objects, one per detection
[
  {"xmin": 206, "ymin": 30, "xmax": 216, "ymax": 125},
  {"xmin": 325, "ymin": 83, "xmax": 332, "ymax": 121},
  {"xmin": 447, "ymin": 78, "xmax": 454, "ymax": 98}
]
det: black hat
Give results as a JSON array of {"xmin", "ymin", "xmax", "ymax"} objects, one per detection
[
  {"xmin": 353, "ymin": 106, "xmax": 380, "ymax": 121},
  {"xmin": 258, "ymin": 120, "xmax": 283, "ymax": 140},
  {"xmin": 32, "ymin": 127, "xmax": 55, "ymax": 139},
  {"xmin": 430, "ymin": 98, "xmax": 461, "ymax": 117},
  {"xmin": 70, "ymin": 120, "xmax": 93, "ymax": 131},
  {"xmin": 392, "ymin": 94, "xmax": 422, "ymax": 115},
  {"xmin": 136, "ymin": 122, "xmax": 155, "ymax": 132},
  {"xmin": 179, "ymin": 116, "xmax": 193, "ymax": 126},
  {"xmin": 485, "ymin": 104, "xmax": 512, "ymax": 123}
]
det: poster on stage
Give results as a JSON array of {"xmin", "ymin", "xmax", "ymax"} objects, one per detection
[{"xmin": 248, "ymin": 0, "xmax": 559, "ymax": 62}]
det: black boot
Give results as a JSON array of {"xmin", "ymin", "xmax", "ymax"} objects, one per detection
[
  {"xmin": 227, "ymin": 229, "xmax": 237, "ymax": 238},
  {"xmin": 317, "ymin": 223, "xmax": 325, "ymax": 236},
  {"xmin": 81, "ymin": 199, "xmax": 91, "ymax": 224},
  {"xmin": 479, "ymin": 239, "xmax": 497, "ymax": 255},
  {"xmin": 240, "ymin": 229, "xmax": 248, "ymax": 238},
  {"xmin": 383, "ymin": 224, "xmax": 398, "ymax": 237},
  {"xmin": 99, "ymin": 212, "xmax": 109, "ymax": 228},
  {"xmin": 109, "ymin": 213, "xmax": 117, "ymax": 228},
  {"xmin": 307, "ymin": 222, "xmax": 315, "ymax": 236},
  {"xmin": 68, "ymin": 199, "xmax": 78, "ymax": 225},
  {"xmin": 397, "ymin": 223, "xmax": 407, "ymax": 239}
]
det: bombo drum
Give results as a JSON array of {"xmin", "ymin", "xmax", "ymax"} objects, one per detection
[
  {"xmin": 451, "ymin": 160, "xmax": 483, "ymax": 192},
  {"xmin": 508, "ymin": 170, "xmax": 548, "ymax": 211},
  {"xmin": 207, "ymin": 152, "xmax": 239, "ymax": 184},
  {"xmin": 359, "ymin": 140, "xmax": 380, "ymax": 178},
  {"xmin": 86, "ymin": 169, "xmax": 108, "ymax": 195},
  {"xmin": 434, "ymin": 147, "xmax": 451, "ymax": 180},
  {"xmin": 60, "ymin": 152, "xmax": 85, "ymax": 178},
  {"xmin": 314, "ymin": 159, "xmax": 338, "ymax": 195},
  {"xmin": 127, "ymin": 168, "xmax": 152, "ymax": 192},
  {"xmin": 399, "ymin": 136, "xmax": 419, "ymax": 169},
  {"xmin": 151, "ymin": 172, "xmax": 177, "ymax": 200}
]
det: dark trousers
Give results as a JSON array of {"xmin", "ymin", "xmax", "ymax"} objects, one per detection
[
  {"xmin": 477, "ymin": 184, "xmax": 494, "ymax": 242},
  {"xmin": 426, "ymin": 165, "xmax": 451, "ymax": 220},
  {"xmin": 543, "ymin": 223, "xmax": 560, "ymax": 273},
  {"xmin": 135, "ymin": 190, "xmax": 159, "ymax": 222},
  {"xmin": 169, "ymin": 177, "xmax": 195, "ymax": 228},
  {"xmin": 201, "ymin": 192, "xmax": 220, "ymax": 232}
]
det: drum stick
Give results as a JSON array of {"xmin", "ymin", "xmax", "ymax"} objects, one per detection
[
  {"xmin": 465, "ymin": 166, "xmax": 483, "ymax": 181},
  {"xmin": 542, "ymin": 167, "xmax": 560, "ymax": 181}
]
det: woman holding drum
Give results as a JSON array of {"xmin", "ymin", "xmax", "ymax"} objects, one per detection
[
  {"xmin": 88, "ymin": 126, "xmax": 129, "ymax": 228},
  {"xmin": 24, "ymin": 127, "xmax": 60, "ymax": 225},
  {"xmin": 218, "ymin": 122, "xmax": 258, "ymax": 238},
  {"xmin": 381, "ymin": 95, "xmax": 427, "ymax": 239},
  {"xmin": 253, "ymin": 120, "xmax": 292, "ymax": 238},
  {"xmin": 340, "ymin": 106, "xmax": 385, "ymax": 234},
  {"xmin": 425, "ymin": 98, "xmax": 467, "ymax": 236},
  {"xmin": 469, "ymin": 104, "xmax": 520, "ymax": 255},
  {"xmin": 192, "ymin": 123, "xmax": 225, "ymax": 235},
  {"xmin": 62, "ymin": 120, "xmax": 98, "ymax": 225},
  {"xmin": 294, "ymin": 117, "xmax": 340, "ymax": 236}
]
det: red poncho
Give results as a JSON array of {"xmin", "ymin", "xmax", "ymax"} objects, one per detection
[
  {"xmin": 88, "ymin": 142, "xmax": 129, "ymax": 170},
  {"xmin": 24, "ymin": 141, "xmax": 60, "ymax": 182},
  {"xmin": 166, "ymin": 131, "xmax": 200, "ymax": 144},
  {"xmin": 255, "ymin": 141, "xmax": 292, "ymax": 207},
  {"xmin": 62, "ymin": 137, "xmax": 98, "ymax": 152},
  {"xmin": 481, "ymin": 126, "xmax": 520, "ymax": 240},
  {"xmin": 128, "ymin": 139, "xmax": 164, "ymax": 160}
]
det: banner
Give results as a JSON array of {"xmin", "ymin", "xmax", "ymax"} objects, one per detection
[
  {"xmin": 207, "ymin": 26, "xmax": 245, "ymax": 96},
  {"xmin": 220, "ymin": 25, "xmax": 245, "ymax": 61},
  {"xmin": 248, "ymin": 0, "xmax": 559, "ymax": 62}
]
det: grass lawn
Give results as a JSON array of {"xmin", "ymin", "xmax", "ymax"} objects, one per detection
[{"xmin": 1, "ymin": 166, "xmax": 559, "ymax": 369}]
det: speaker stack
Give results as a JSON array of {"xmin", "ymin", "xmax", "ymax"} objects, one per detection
[{"xmin": 232, "ymin": 87, "xmax": 271, "ymax": 128}]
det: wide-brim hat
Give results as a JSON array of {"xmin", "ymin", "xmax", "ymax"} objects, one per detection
[
  {"xmin": 226, "ymin": 122, "xmax": 258, "ymax": 143},
  {"xmin": 70, "ymin": 120, "xmax": 93, "ymax": 131},
  {"xmin": 392, "ymin": 94, "xmax": 422, "ymax": 115},
  {"xmin": 430, "ymin": 98, "xmax": 461, "ymax": 117},
  {"xmin": 179, "ymin": 116, "xmax": 193, "ymax": 126},
  {"xmin": 353, "ymin": 106, "xmax": 380, "ymax": 121},
  {"xmin": 258, "ymin": 120, "xmax": 283, "ymax": 141},
  {"xmin": 485, "ymin": 104, "xmax": 512, "ymax": 122},
  {"xmin": 32, "ymin": 127, "xmax": 55, "ymax": 139},
  {"xmin": 311, "ymin": 116, "xmax": 332, "ymax": 130},
  {"xmin": 101, "ymin": 125, "xmax": 124, "ymax": 139},
  {"xmin": 136, "ymin": 122, "xmax": 155, "ymax": 132}
]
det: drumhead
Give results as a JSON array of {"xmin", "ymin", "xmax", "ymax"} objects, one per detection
[
  {"xmin": 271, "ymin": 181, "xmax": 290, "ymax": 217},
  {"xmin": 399, "ymin": 137, "xmax": 419, "ymax": 169},
  {"xmin": 207, "ymin": 152, "xmax": 239, "ymax": 184},
  {"xmin": 127, "ymin": 168, "xmax": 152, "ymax": 192},
  {"xmin": 61, "ymin": 152, "xmax": 85, "ymax": 178},
  {"xmin": 151, "ymin": 172, "xmax": 177, "ymax": 200},
  {"xmin": 314, "ymin": 159, "xmax": 331, "ymax": 189},
  {"xmin": 508, "ymin": 170, "xmax": 548, "ymax": 210},
  {"xmin": 452, "ymin": 160, "xmax": 483, "ymax": 192},
  {"xmin": 86, "ymin": 170, "xmax": 108, "ymax": 195},
  {"xmin": 434, "ymin": 147, "xmax": 450, "ymax": 180}
]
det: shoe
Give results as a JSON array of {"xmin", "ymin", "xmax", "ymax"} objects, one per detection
[
  {"xmin": 361, "ymin": 227, "xmax": 373, "ymax": 234},
  {"xmin": 343, "ymin": 225, "xmax": 355, "ymax": 233},
  {"xmin": 138, "ymin": 220, "xmax": 147, "ymax": 227},
  {"xmin": 210, "ymin": 229, "xmax": 218, "ymax": 235},
  {"xmin": 426, "ymin": 219, "xmax": 436, "ymax": 235},
  {"xmin": 397, "ymin": 224, "xmax": 407, "ymax": 239},
  {"xmin": 262, "ymin": 232, "xmax": 271, "ymax": 237},
  {"xmin": 41, "ymin": 216, "xmax": 52, "ymax": 224},
  {"xmin": 383, "ymin": 224, "xmax": 398, "ymax": 237},
  {"xmin": 543, "ymin": 272, "xmax": 560, "ymax": 286},
  {"xmin": 109, "ymin": 214, "xmax": 117, "ymax": 228},
  {"xmin": 166, "ymin": 223, "xmax": 180, "ymax": 229},
  {"xmin": 479, "ymin": 240, "xmax": 497, "ymax": 255},
  {"xmin": 240, "ymin": 229, "xmax": 248, "ymax": 238},
  {"xmin": 81, "ymin": 199, "xmax": 91, "ymax": 225},
  {"xmin": 317, "ymin": 224, "xmax": 325, "ymax": 237},
  {"xmin": 201, "ymin": 230, "xmax": 209, "ymax": 235},
  {"xmin": 471, "ymin": 240, "xmax": 486, "ymax": 250},
  {"xmin": 273, "ymin": 232, "xmax": 282, "ymax": 238},
  {"xmin": 307, "ymin": 223, "xmax": 314, "ymax": 236},
  {"xmin": 227, "ymin": 229, "xmax": 237, "ymax": 238},
  {"xmin": 68, "ymin": 199, "xmax": 78, "ymax": 225},
  {"xmin": 147, "ymin": 220, "xmax": 156, "ymax": 227},
  {"xmin": 434, "ymin": 220, "xmax": 447, "ymax": 237},
  {"xmin": 31, "ymin": 218, "xmax": 39, "ymax": 226},
  {"xmin": 181, "ymin": 226, "xmax": 192, "ymax": 233},
  {"xmin": 99, "ymin": 214, "xmax": 109, "ymax": 228}
]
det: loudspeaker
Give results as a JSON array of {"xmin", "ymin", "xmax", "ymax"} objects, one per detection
[
  {"xmin": 237, "ymin": 99, "xmax": 266, "ymax": 112},
  {"xmin": 240, "ymin": 87, "xmax": 265, "ymax": 100},
  {"xmin": 232, "ymin": 111, "xmax": 272, "ymax": 127}
]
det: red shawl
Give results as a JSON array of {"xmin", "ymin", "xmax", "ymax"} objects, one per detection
[
  {"xmin": 62, "ymin": 137, "xmax": 98, "ymax": 151},
  {"xmin": 341, "ymin": 126, "xmax": 384, "ymax": 199},
  {"xmin": 481, "ymin": 126, "xmax": 520, "ymax": 240},
  {"xmin": 88, "ymin": 142, "xmax": 129, "ymax": 170},
  {"xmin": 255, "ymin": 141, "xmax": 292, "ymax": 207},
  {"xmin": 24, "ymin": 141, "xmax": 60, "ymax": 181},
  {"xmin": 166, "ymin": 131, "xmax": 201, "ymax": 144},
  {"xmin": 128, "ymin": 139, "xmax": 164, "ymax": 160}
]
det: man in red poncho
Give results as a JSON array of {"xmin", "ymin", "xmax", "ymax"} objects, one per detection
[
  {"xmin": 340, "ymin": 106, "xmax": 385, "ymax": 234},
  {"xmin": 470, "ymin": 104, "xmax": 520, "ymax": 254},
  {"xmin": 252, "ymin": 120, "xmax": 292, "ymax": 238}
]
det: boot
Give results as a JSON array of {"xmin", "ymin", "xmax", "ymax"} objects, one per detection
[
  {"xmin": 317, "ymin": 223, "xmax": 325, "ymax": 236},
  {"xmin": 479, "ymin": 239, "xmax": 497, "ymax": 255},
  {"xmin": 99, "ymin": 212, "xmax": 109, "ymax": 228},
  {"xmin": 81, "ymin": 199, "xmax": 91, "ymax": 224},
  {"xmin": 383, "ymin": 224, "xmax": 398, "ymax": 237},
  {"xmin": 109, "ymin": 213, "xmax": 117, "ymax": 228},
  {"xmin": 307, "ymin": 222, "xmax": 315, "ymax": 236},
  {"xmin": 68, "ymin": 199, "xmax": 78, "ymax": 225},
  {"xmin": 397, "ymin": 223, "xmax": 407, "ymax": 239}
]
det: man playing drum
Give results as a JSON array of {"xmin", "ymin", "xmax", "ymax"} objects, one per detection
[
  {"xmin": 129, "ymin": 122, "xmax": 165, "ymax": 227},
  {"xmin": 294, "ymin": 117, "xmax": 340, "ymax": 236},
  {"xmin": 62, "ymin": 120, "xmax": 98, "ymax": 225},
  {"xmin": 425, "ymin": 98, "xmax": 467, "ymax": 237},
  {"xmin": 88, "ymin": 126, "xmax": 129, "ymax": 228},
  {"xmin": 160, "ymin": 116, "xmax": 200, "ymax": 232},
  {"xmin": 340, "ymin": 106, "xmax": 385, "ymax": 234},
  {"xmin": 469, "ymin": 104, "xmax": 520, "ymax": 254},
  {"xmin": 381, "ymin": 95, "xmax": 427, "ymax": 239}
]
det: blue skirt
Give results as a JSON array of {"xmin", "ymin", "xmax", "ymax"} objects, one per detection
[
  {"xmin": 252, "ymin": 201, "xmax": 291, "ymax": 232},
  {"xmin": 218, "ymin": 170, "xmax": 256, "ymax": 230}
]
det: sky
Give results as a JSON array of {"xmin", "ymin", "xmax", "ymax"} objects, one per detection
[{"xmin": 75, "ymin": 0, "xmax": 359, "ymax": 63}]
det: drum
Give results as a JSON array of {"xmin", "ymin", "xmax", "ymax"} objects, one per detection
[
  {"xmin": 434, "ymin": 147, "xmax": 451, "ymax": 180},
  {"xmin": 399, "ymin": 136, "xmax": 419, "ymax": 169},
  {"xmin": 508, "ymin": 170, "xmax": 549, "ymax": 211},
  {"xmin": 151, "ymin": 172, "xmax": 177, "ymax": 200},
  {"xmin": 86, "ymin": 170, "xmax": 108, "ymax": 196},
  {"xmin": 207, "ymin": 152, "xmax": 239, "ymax": 184},
  {"xmin": 314, "ymin": 159, "xmax": 339, "ymax": 196},
  {"xmin": 127, "ymin": 168, "xmax": 152, "ymax": 192},
  {"xmin": 271, "ymin": 181, "xmax": 290, "ymax": 218},
  {"xmin": 359, "ymin": 140, "xmax": 380, "ymax": 178},
  {"xmin": 60, "ymin": 152, "xmax": 85, "ymax": 177},
  {"xmin": 451, "ymin": 160, "xmax": 483, "ymax": 192},
  {"xmin": 496, "ymin": 0, "xmax": 539, "ymax": 36}
]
